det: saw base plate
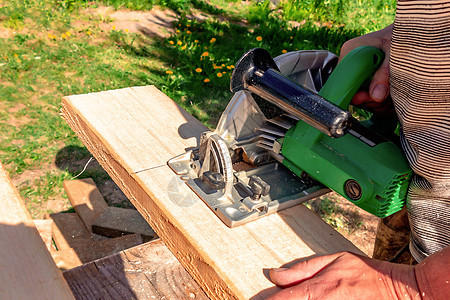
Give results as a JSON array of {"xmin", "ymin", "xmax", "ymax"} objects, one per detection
[{"xmin": 168, "ymin": 153, "xmax": 328, "ymax": 227}]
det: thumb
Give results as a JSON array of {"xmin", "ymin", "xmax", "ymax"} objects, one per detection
[{"xmin": 269, "ymin": 252, "xmax": 345, "ymax": 287}]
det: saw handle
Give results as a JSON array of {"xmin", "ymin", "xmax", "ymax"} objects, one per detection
[
  {"xmin": 230, "ymin": 47, "xmax": 384, "ymax": 138},
  {"xmin": 230, "ymin": 48, "xmax": 351, "ymax": 138},
  {"xmin": 319, "ymin": 46, "xmax": 385, "ymax": 109}
]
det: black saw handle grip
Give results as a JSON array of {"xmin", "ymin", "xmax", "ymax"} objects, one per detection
[{"xmin": 230, "ymin": 48, "xmax": 351, "ymax": 138}]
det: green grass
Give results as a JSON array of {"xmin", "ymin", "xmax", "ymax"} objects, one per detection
[
  {"xmin": 304, "ymin": 195, "xmax": 363, "ymax": 233},
  {"xmin": 0, "ymin": 0, "xmax": 395, "ymax": 219}
]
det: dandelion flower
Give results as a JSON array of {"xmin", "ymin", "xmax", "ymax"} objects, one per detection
[
  {"xmin": 256, "ymin": 36, "xmax": 262, "ymax": 41},
  {"xmin": 210, "ymin": 37, "xmax": 216, "ymax": 43},
  {"xmin": 176, "ymin": 30, "xmax": 181, "ymax": 33},
  {"xmin": 201, "ymin": 51, "xmax": 209, "ymax": 57},
  {"xmin": 166, "ymin": 70, "xmax": 174, "ymax": 74},
  {"xmin": 112, "ymin": 25, "xmax": 116, "ymax": 30},
  {"xmin": 177, "ymin": 41, "xmax": 182, "ymax": 45},
  {"xmin": 66, "ymin": 31, "xmax": 71, "ymax": 37},
  {"xmin": 217, "ymin": 72, "xmax": 223, "ymax": 78},
  {"xmin": 195, "ymin": 68, "xmax": 202, "ymax": 73},
  {"xmin": 204, "ymin": 78, "xmax": 210, "ymax": 83},
  {"xmin": 61, "ymin": 33, "xmax": 68, "ymax": 39},
  {"xmin": 14, "ymin": 54, "xmax": 18, "ymax": 58},
  {"xmin": 282, "ymin": 49, "xmax": 287, "ymax": 53},
  {"xmin": 187, "ymin": 30, "xmax": 192, "ymax": 34},
  {"xmin": 169, "ymin": 40, "xmax": 174, "ymax": 45},
  {"xmin": 16, "ymin": 59, "xmax": 22, "ymax": 63},
  {"xmin": 194, "ymin": 40, "xmax": 199, "ymax": 43},
  {"xmin": 181, "ymin": 45, "xmax": 187, "ymax": 50},
  {"xmin": 125, "ymin": 29, "xmax": 129, "ymax": 32},
  {"xmin": 86, "ymin": 30, "xmax": 92, "ymax": 36}
]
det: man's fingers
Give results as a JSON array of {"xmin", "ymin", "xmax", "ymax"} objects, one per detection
[
  {"xmin": 269, "ymin": 252, "xmax": 346, "ymax": 287},
  {"xmin": 369, "ymin": 50, "xmax": 390, "ymax": 102}
]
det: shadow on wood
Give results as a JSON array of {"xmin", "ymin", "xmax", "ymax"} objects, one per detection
[{"xmin": 63, "ymin": 239, "xmax": 208, "ymax": 299}]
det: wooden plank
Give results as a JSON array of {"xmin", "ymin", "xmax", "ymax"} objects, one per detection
[
  {"xmin": 48, "ymin": 212, "xmax": 92, "ymax": 250},
  {"xmin": 61, "ymin": 85, "xmax": 364, "ymax": 299},
  {"xmin": 51, "ymin": 247, "xmax": 83, "ymax": 271},
  {"xmin": 64, "ymin": 178, "xmax": 108, "ymax": 233},
  {"xmin": 34, "ymin": 219, "xmax": 53, "ymax": 251},
  {"xmin": 92, "ymin": 206, "xmax": 157, "ymax": 241},
  {"xmin": 63, "ymin": 239, "xmax": 208, "ymax": 300},
  {"xmin": 70, "ymin": 233, "xmax": 143, "ymax": 263},
  {"xmin": 0, "ymin": 162, "xmax": 74, "ymax": 299}
]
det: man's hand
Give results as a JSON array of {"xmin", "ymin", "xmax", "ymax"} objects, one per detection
[
  {"xmin": 268, "ymin": 251, "xmax": 420, "ymax": 300},
  {"xmin": 340, "ymin": 24, "xmax": 393, "ymax": 112}
]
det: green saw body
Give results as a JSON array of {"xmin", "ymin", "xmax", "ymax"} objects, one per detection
[{"xmin": 280, "ymin": 47, "xmax": 411, "ymax": 217}]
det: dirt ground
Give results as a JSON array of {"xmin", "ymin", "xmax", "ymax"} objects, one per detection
[{"xmin": 34, "ymin": 6, "xmax": 378, "ymax": 256}]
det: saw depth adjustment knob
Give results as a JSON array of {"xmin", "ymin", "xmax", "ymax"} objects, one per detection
[{"xmin": 249, "ymin": 175, "xmax": 270, "ymax": 202}]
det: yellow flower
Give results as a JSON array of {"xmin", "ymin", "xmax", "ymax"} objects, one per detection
[
  {"xmin": 256, "ymin": 36, "xmax": 262, "ymax": 41},
  {"xmin": 210, "ymin": 37, "xmax": 216, "ymax": 43},
  {"xmin": 282, "ymin": 49, "xmax": 287, "ymax": 53},
  {"xmin": 187, "ymin": 30, "xmax": 192, "ymax": 34},
  {"xmin": 13, "ymin": 54, "xmax": 18, "ymax": 58},
  {"xmin": 176, "ymin": 30, "xmax": 181, "ymax": 33},
  {"xmin": 166, "ymin": 70, "xmax": 174, "ymax": 74},
  {"xmin": 86, "ymin": 30, "xmax": 92, "ymax": 36},
  {"xmin": 125, "ymin": 29, "xmax": 129, "ymax": 32},
  {"xmin": 195, "ymin": 68, "xmax": 202, "ymax": 73},
  {"xmin": 217, "ymin": 72, "xmax": 223, "ymax": 77},
  {"xmin": 230, "ymin": 65, "xmax": 235, "ymax": 69},
  {"xmin": 177, "ymin": 41, "xmax": 182, "ymax": 45},
  {"xmin": 16, "ymin": 59, "xmax": 22, "ymax": 63},
  {"xmin": 194, "ymin": 40, "xmax": 199, "ymax": 43},
  {"xmin": 112, "ymin": 25, "xmax": 116, "ymax": 30},
  {"xmin": 201, "ymin": 51, "xmax": 209, "ymax": 57},
  {"xmin": 169, "ymin": 40, "xmax": 174, "ymax": 45},
  {"xmin": 204, "ymin": 78, "xmax": 210, "ymax": 83},
  {"xmin": 61, "ymin": 33, "xmax": 67, "ymax": 39},
  {"xmin": 181, "ymin": 45, "xmax": 187, "ymax": 50},
  {"xmin": 66, "ymin": 31, "xmax": 71, "ymax": 37}
]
